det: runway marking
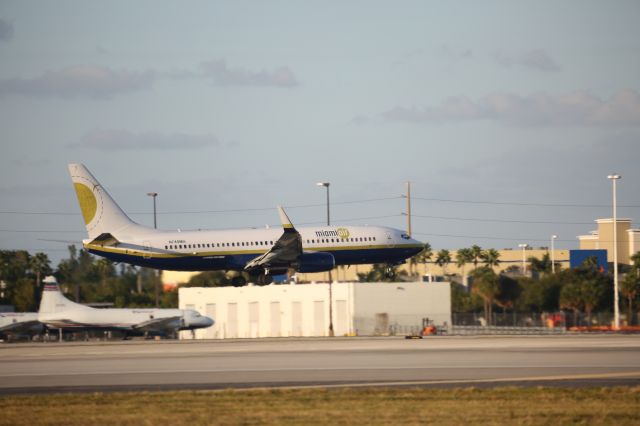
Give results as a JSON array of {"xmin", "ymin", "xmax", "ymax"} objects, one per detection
[
  {"xmin": 241, "ymin": 371, "xmax": 640, "ymax": 391},
  {"xmin": 1, "ymin": 366, "xmax": 640, "ymax": 378}
]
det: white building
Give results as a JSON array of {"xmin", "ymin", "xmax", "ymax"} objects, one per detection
[{"xmin": 179, "ymin": 281, "xmax": 451, "ymax": 339}]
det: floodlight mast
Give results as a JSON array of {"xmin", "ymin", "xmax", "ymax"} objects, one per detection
[
  {"xmin": 316, "ymin": 181, "xmax": 334, "ymax": 337},
  {"xmin": 608, "ymin": 174, "xmax": 621, "ymax": 330},
  {"xmin": 518, "ymin": 243, "xmax": 529, "ymax": 274}
]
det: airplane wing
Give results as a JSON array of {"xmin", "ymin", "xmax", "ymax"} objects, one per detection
[
  {"xmin": 244, "ymin": 206, "xmax": 302, "ymax": 274},
  {"xmin": 0, "ymin": 320, "xmax": 43, "ymax": 335},
  {"xmin": 132, "ymin": 316, "xmax": 183, "ymax": 333}
]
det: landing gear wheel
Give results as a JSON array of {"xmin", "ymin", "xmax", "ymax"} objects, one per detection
[
  {"xmin": 231, "ymin": 276, "xmax": 247, "ymax": 287},
  {"xmin": 385, "ymin": 266, "xmax": 395, "ymax": 279},
  {"xmin": 256, "ymin": 274, "xmax": 274, "ymax": 286}
]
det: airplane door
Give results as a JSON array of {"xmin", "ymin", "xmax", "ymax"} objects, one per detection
[
  {"xmin": 386, "ymin": 232, "xmax": 395, "ymax": 248},
  {"xmin": 143, "ymin": 241, "xmax": 152, "ymax": 259}
]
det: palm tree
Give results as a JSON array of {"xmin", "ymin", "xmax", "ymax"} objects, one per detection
[
  {"xmin": 435, "ymin": 249, "xmax": 451, "ymax": 277},
  {"xmin": 416, "ymin": 243, "xmax": 433, "ymax": 279},
  {"xmin": 95, "ymin": 258, "xmax": 115, "ymax": 287},
  {"xmin": 529, "ymin": 253, "xmax": 552, "ymax": 275},
  {"xmin": 631, "ymin": 251, "xmax": 640, "ymax": 276},
  {"xmin": 456, "ymin": 248, "xmax": 473, "ymax": 286},
  {"xmin": 560, "ymin": 281, "xmax": 582, "ymax": 326},
  {"xmin": 470, "ymin": 245, "xmax": 483, "ymax": 269},
  {"xmin": 471, "ymin": 266, "xmax": 499, "ymax": 325},
  {"xmin": 29, "ymin": 252, "xmax": 51, "ymax": 288},
  {"xmin": 408, "ymin": 242, "xmax": 432, "ymax": 278},
  {"xmin": 481, "ymin": 249, "xmax": 501, "ymax": 271},
  {"xmin": 620, "ymin": 273, "xmax": 640, "ymax": 325},
  {"xmin": 581, "ymin": 278, "xmax": 605, "ymax": 324}
]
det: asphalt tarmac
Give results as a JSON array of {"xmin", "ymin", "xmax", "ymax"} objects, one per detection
[{"xmin": 1, "ymin": 335, "xmax": 639, "ymax": 394}]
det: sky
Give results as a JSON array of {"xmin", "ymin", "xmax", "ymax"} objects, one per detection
[{"xmin": 1, "ymin": 1, "xmax": 640, "ymax": 266}]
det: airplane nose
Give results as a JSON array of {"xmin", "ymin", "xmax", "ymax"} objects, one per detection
[{"xmin": 202, "ymin": 316, "xmax": 214, "ymax": 327}]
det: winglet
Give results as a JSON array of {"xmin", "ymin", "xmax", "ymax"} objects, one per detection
[{"xmin": 277, "ymin": 206, "xmax": 295, "ymax": 230}]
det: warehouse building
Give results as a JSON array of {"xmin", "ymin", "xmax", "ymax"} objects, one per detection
[{"xmin": 179, "ymin": 281, "xmax": 450, "ymax": 339}]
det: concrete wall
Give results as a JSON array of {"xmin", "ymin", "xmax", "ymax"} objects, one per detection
[
  {"xmin": 352, "ymin": 282, "xmax": 451, "ymax": 335},
  {"xmin": 179, "ymin": 281, "xmax": 451, "ymax": 339}
]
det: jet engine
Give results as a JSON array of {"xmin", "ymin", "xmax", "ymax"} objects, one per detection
[{"xmin": 295, "ymin": 252, "xmax": 335, "ymax": 273}]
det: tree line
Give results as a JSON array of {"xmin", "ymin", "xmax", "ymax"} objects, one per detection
[
  {"xmin": 3, "ymin": 244, "xmax": 640, "ymax": 327},
  {"xmin": 0, "ymin": 247, "xmax": 174, "ymax": 311},
  {"xmin": 400, "ymin": 244, "xmax": 640, "ymax": 326}
]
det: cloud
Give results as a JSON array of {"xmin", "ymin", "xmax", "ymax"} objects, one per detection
[
  {"xmin": 381, "ymin": 90, "xmax": 640, "ymax": 127},
  {"xmin": 0, "ymin": 18, "xmax": 13, "ymax": 42},
  {"xmin": 492, "ymin": 49, "xmax": 560, "ymax": 72},
  {"xmin": 0, "ymin": 65, "xmax": 155, "ymax": 99},
  {"xmin": 439, "ymin": 44, "xmax": 474, "ymax": 60},
  {"xmin": 199, "ymin": 60, "xmax": 298, "ymax": 87},
  {"xmin": 75, "ymin": 129, "xmax": 219, "ymax": 150}
]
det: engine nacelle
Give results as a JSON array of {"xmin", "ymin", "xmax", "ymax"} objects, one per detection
[{"xmin": 296, "ymin": 252, "xmax": 335, "ymax": 273}]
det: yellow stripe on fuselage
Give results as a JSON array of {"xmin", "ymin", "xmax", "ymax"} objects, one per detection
[{"xmin": 84, "ymin": 242, "xmax": 422, "ymax": 260}]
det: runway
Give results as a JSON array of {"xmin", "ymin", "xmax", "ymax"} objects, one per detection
[{"xmin": 1, "ymin": 335, "xmax": 639, "ymax": 394}]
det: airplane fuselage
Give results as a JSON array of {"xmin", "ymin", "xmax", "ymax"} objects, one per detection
[
  {"xmin": 84, "ymin": 225, "xmax": 423, "ymax": 272},
  {"xmin": 39, "ymin": 308, "xmax": 209, "ymax": 331}
]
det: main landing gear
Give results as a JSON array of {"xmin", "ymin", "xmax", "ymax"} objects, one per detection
[{"xmin": 229, "ymin": 273, "xmax": 274, "ymax": 287}]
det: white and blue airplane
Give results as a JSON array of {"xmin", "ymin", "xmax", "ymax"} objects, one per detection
[
  {"xmin": 38, "ymin": 276, "xmax": 213, "ymax": 337},
  {"xmin": 68, "ymin": 164, "xmax": 424, "ymax": 285}
]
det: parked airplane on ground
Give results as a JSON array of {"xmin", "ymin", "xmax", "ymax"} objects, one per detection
[
  {"xmin": 38, "ymin": 276, "xmax": 214, "ymax": 337},
  {"xmin": 0, "ymin": 312, "xmax": 42, "ymax": 341},
  {"xmin": 68, "ymin": 163, "xmax": 424, "ymax": 285}
]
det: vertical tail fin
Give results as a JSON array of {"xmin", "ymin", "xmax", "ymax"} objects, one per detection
[
  {"xmin": 68, "ymin": 163, "xmax": 138, "ymax": 239},
  {"xmin": 38, "ymin": 276, "xmax": 87, "ymax": 314}
]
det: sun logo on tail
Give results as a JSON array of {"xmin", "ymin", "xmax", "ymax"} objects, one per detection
[{"xmin": 73, "ymin": 183, "xmax": 97, "ymax": 225}]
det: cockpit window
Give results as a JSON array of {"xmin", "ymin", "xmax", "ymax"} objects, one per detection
[{"xmin": 401, "ymin": 233, "xmax": 411, "ymax": 240}]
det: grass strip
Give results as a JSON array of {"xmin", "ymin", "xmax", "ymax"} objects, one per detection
[{"xmin": 1, "ymin": 386, "xmax": 639, "ymax": 425}]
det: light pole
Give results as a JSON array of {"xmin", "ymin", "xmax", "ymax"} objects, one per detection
[
  {"xmin": 147, "ymin": 192, "xmax": 158, "ymax": 229},
  {"xmin": 147, "ymin": 192, "xmax": 159, "ymax": 308},
  {"xmin": 518, "ymin": 243, "xmax": 529, "ymax": 275},
  {"xmin": 316, "ymin": 181, "xmax": 334, "ymax": 337},
  {"xmin": 551, "ymin": 235, "xmax": 557, "ymax": 274},
  {"xmin": 608, "ymin": 174, "xmax": 621, "ymax": 329}
]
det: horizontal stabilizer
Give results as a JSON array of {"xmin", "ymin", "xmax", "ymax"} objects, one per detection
[{"xmin": 89, "ymin": 233, "xmax": 119, "ymax": 247}]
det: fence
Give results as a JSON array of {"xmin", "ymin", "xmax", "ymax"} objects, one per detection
[{"xmin": 451, "ymin": 311, "xmax": 631, "ymax": 333}]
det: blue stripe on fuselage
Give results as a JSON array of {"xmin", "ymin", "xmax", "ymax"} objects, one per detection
[{"xmin": 87, "ymin": 246, "xmax": 422, "ymax": 271}]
